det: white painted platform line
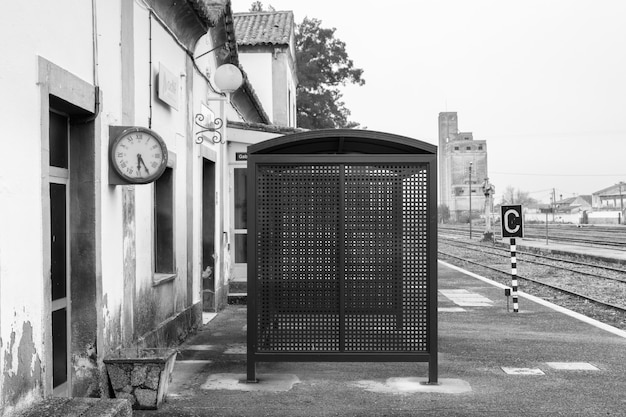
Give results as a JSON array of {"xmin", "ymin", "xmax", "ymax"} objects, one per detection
[
  {"xmin": 438, "ymin": 307, "xmax": 467, "ymax": 312},
  {"xmin": 176, "ymin": 360, "xmax": 214, "ymax": 364},
  {"xmin": 439, "ymin": 260, "xmax": 626, "ymax": 340},
  {"xmin": 439, "ymin": 289, "xmax": 494, "ymax": 307},
  {"xmin": 501, "ymin": 367, "xmax": 545, "ymax": 375},
  {"xmin": 546, "ymin": 362, "xmax": 599, "ymax": 371}
]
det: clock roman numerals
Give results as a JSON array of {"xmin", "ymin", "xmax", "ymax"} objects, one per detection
[{"xmin": 111, "ymin": 128, "xmax": 167, "ymax": 184}]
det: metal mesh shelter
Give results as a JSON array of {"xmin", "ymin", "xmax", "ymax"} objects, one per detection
[{"xmin": 246, "ymin": 129, "xmax": 438, "ymax": 383}]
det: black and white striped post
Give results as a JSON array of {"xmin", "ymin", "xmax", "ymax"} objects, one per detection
[
  {"xmin": 501, "ymin": 205, "xmax": 523, "ymax": 313},
  {"xmin": 510, "ymin": 237, "xmax": 519, "ymax": 312}
]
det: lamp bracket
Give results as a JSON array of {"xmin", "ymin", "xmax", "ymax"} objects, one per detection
[{"xmin": 194, "ymin": 113, "xmax": 223, "ymax": 144}]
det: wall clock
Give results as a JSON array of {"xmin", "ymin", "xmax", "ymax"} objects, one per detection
[{"xmin": 110, "ymin": 127, "xmax": 168, "ymax": 184}]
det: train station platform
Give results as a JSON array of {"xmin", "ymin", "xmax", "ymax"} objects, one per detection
[
  {"xmin": 502, "ymin": 237, "xmax": 626, "ymax": 264},
  {"xmin": 135, "ymin": 262, "xmax": 626, "ymax": 416}
]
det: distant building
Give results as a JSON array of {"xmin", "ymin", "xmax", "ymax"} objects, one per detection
[
  {"xmin": 554, "ymin": 195, "xmax": 592, "ymax": 214},
  {"xmin": 591, "ymin": 182, "xmax": 625, "ymax": 224},
  {"xmin": 438, "ymin": 112, "xmax": 489, "ymax": 220},
  {"xmin": 592, "ymin": 183, "xmax": 626, "ymax": 211}
]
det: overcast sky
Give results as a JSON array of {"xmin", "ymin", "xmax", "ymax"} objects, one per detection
[{"xmin": 231, "ymin": 0, "xmax": 626, "ymax": 203}]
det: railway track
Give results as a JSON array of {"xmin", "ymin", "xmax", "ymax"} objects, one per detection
[
  {"xmin": 438, "ymin": 236, "xmax": 626, "ymax": 331},
  {"xmin": 440, "ymin": 237, "xmax": 626, "ymax": 283},
  {"xmin": 440, "ymin": 223, "xmax": 626, "ymax": 249}
]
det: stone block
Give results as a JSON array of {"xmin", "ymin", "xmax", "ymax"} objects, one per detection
[
  {"xmin": 134, "ymin": 388, "xmax": 157, "ymax": 409},
  {"xmin": 106, "ymin": 364, "xmax": 130, "ymax": 391},
  {"xmin": 144, "ymin": 365, "xmax": 162, "ymax": 390},
  {"xmin": 131, "ymin": 365, "xmax": 147, "ymax": 386}
]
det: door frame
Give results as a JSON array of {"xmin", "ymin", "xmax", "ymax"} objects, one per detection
[
  {"xmin": 200, "ymin": 146, "xmax": 217, "ymax": 310},
  {"xmin": 48, "ymin": 110, "xmax": 71, "ymax": 396},
  {"xmin": 230, "ymin": 163, "xmax": 248, "ymax": 281},
  {"xmin": 39, "ymin": 56, "xmax": 100, "ymax": 397}
]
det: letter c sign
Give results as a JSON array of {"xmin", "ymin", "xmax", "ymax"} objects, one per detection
[{"xmin": 501, "ymin": 205, "xmax": 524, "ymax": 238}]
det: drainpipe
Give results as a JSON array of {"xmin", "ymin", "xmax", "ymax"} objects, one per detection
[{"xmin": 73, "ymin": 0, "xmax": 100, "ymax": 124}]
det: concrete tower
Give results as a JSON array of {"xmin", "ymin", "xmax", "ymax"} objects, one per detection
[
  {"xmin": 438, "ymin": 112, "xmax": 458, "ymax": 208},
  {"xmin": 438, "ymin": 112, "xmax": 489, "ymax": 220}
]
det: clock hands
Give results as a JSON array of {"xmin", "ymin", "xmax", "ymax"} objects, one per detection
[{"xmin": 137, "ymin": 153, "xmax": 150, "ymax": 176}]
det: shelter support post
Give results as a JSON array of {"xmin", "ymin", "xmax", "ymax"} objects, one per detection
[{"xmin": 246, "ymin": 359, "xmax": 257, "ymax": 383}]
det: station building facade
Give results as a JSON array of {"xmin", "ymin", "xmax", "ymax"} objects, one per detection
[
  {"xmin": 438, "ymin": 112, "xmax": 489, "ymax": 221},
  {"xmin": 0, "ymin": 0, "xmax": 296, "ymax": 412},
  {"xmin": 228, "ymin": 10, "xmax": 302, "ymax": 286}
]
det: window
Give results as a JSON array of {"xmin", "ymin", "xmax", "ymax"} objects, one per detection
[
  {"xmin": 454, "ymin": 146, "xmax": 459, "ymax": 151},
  {"xmin": 155, "ymin": 167, "xmax": 175, "ymax": 276},
  {"xmin": 466, "ymin": 146, "xmax": 471, "ymax": 151},
  {"xmin": 478, "ymin": 145, "xmax": 483, "ymax": 150},
  {"xmin": 49, "ymin": 112, "xmax": 69, "ymax": 168}
]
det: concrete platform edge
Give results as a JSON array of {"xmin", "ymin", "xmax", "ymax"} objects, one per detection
[{"xmin": 439, "ymin": 260, "xmax": 626, "ymax": 339}]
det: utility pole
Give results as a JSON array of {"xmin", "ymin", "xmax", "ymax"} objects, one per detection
[
  {"xmin": 619, "ymin": 181, "xmax": 624, "ymax": 223},
  {"xmin": 482, "ymin": 178, "xmax": 495, "ymax": 241},
  {"xmin": 469, "ymin": 162, "xmax": 472, "ymax": 239},
  {"xmin": 552, "ymin": 188, "xmax": 556, "ymax": 222}
]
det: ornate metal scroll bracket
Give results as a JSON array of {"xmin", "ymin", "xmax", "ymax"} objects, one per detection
[{"xmin": 194, "ymin": 113, "xmax": 223, "ymax": 144}]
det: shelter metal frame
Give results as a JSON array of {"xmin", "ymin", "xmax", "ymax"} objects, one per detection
[{"xmin": 246, "ymin": 130, "xmax": 438, "ymax": 384}]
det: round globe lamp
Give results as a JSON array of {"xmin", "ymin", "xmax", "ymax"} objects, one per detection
[{"xmin": 214, "ymin": 63, "xmax": 243, "ymax": 93}]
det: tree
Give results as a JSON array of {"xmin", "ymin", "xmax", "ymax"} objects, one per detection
[
  {"xmin": 501, "ymin": 186, "xmax": 538, "ymax": 206},
  {"xmin": 295, "ymin": 17, "xmax": 365, "ymax": 129},
  {"xmin": 247, "ymin": 4, "xmax": 365, "ymax": 129},
  {"xmin": 249, "ymin": 2, "xmax": 274, "ymax": 12}
]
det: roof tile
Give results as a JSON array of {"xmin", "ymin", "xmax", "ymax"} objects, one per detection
[{"xmin": 233, "ymin": 11, "xmax": 294, "ymax": 46}]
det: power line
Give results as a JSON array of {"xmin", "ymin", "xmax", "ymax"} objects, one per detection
[{"xmin": 491, "ymin": 171, "xmax": 626, "ymax": 177}]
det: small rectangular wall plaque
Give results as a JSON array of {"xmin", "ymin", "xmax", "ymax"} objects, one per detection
[{"xmin": 158, "ymin": 62, "xmax": 179, "ymax": 110}]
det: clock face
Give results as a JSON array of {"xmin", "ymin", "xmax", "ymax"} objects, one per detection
[{"xmin": 111, "ymin": 127, "xmax": 168, "ymax": 184}]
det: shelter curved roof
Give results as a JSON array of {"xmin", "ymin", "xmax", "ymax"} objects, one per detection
[{"xmin": 248, "ymin": 129, "xmax": 437, "ymax": 155}]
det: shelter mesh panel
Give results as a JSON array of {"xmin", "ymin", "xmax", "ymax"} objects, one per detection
[{"xmin": 255, "ymin": 164, "xmax": 429, "ymax": 353}]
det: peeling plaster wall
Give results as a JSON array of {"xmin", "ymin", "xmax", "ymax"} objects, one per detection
[
  {"xmin": 0, "ymin": 0, "xmax": 92, "ymax": 410},
  {"xmin": 1, "ymin": 323, "xmax": 42, "ymax": 414},
  {"xmin": 132, "ymin": 5, "xmax": 192, "ymax": 342},
  {"xmin": 97, "ymin": 0, "xmax": 126, "ymax": 376},
  {"xmin": 1, "ymin": 0, "xmax": 212, "ymax": 409}
]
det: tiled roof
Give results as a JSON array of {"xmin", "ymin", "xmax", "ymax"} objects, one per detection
[
  {"xmin": 233, "ymin": 11, "xmax": 294, "ymax": 46},
  {"xmin": 228, "ymin": 120, "xmax": 306, "ymax": 135},
  {"xmin": 593, "ymin": 184, "xmax": 624, "ymax": 196}
]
